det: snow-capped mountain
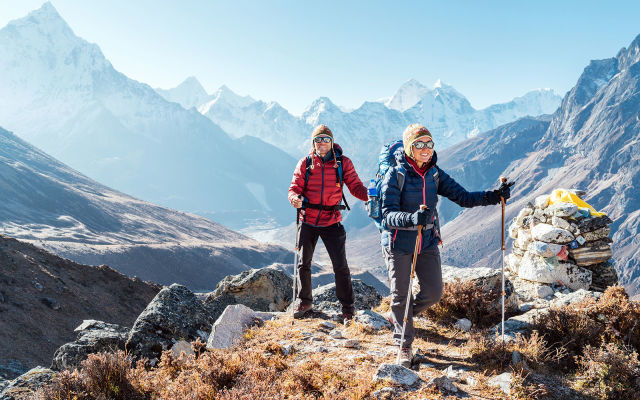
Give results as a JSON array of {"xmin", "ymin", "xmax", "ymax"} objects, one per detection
[
  {"xmin": 0, "ymin": 3, "xmax": 295, "ymax": 229},
  {"xmin": 189, "ymin": 77, "xmax": 561, "ymax": 177},
  {"xmin": 0, "ymin": 125, "xmax": 291, "ymax": 289},
  {"xmin": 155, "ymin": 76, "xmax": 210, "ymax": 110}
]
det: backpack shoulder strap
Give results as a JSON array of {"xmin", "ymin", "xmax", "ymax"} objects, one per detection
[
  {"xmin": 303, "ymin": 155, "xmax": 313, "ymax": 195},
  {"xmin": 431, "ymin": 166, "xmax": 440, "ymax": 191},
  {"xmin": 334, "ymin": 154, "xmax": 350, "ymax": 211},
  {"xmin": 396, "ymin": 165, "xmax": 406, "ymax": 192}
]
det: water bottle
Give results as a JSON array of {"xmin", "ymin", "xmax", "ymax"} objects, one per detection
[{"xmin": 367, "ymin": 179, "xmax": 379, "ymax": 218}]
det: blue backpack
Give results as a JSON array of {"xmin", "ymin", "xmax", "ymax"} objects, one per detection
[{"xmin": 367, "ymin": 139, "xmax": 439, "ymax": 232}]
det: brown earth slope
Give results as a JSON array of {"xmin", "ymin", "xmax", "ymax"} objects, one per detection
[{"xmin": 0, "ymin": 234, "xmax": 160, "ymax": 379}]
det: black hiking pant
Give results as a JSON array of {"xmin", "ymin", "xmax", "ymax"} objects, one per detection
[{"xmin": 297, "ymin": 222, "xmax": 355, "ymax": 314}]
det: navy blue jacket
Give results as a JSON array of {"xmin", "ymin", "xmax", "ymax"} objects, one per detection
[{"xmin": 381, "ymin": 149, "xmax": 499, "ymax": 253}]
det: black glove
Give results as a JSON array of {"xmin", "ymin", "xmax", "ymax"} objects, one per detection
[
  {"xmin": 487, "ymin": 180, "xmax": 515, "ymax": 204},
  {"xmin": 410, "ymin": 207, "xmax": 430, "ymax": 226}
]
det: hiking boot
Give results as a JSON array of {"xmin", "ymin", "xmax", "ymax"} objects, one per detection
[
  {"xmin": 341, "ymin": 312, "xmax": 354, "ymax": 325},
  {"xmin": 396, "ymin": 346, "xmax": 412, "ymax": 368},
  {"xmin": 293, "ymin": 303, "xmax": 313, "ymax": 319}
]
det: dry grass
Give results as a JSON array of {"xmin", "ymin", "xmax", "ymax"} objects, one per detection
[
  {"xmin": 530, "ymin": 285, "xmax": 640, "ymax": 370},
  {"xmin": 575, "ymin": 342, "xmax": 640, "ymax": 399},
  {"xmin": 422, "ymin": 279, "xmax": 514, "ymax": 328}
]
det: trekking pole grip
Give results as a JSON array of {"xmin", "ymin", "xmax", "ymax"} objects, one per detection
[{"xmin": 418, "ymin": 204, "xmax": 427, "ymax": 231}]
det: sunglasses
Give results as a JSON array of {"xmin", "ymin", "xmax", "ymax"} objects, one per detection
[
  {"xmin": 314, "ymin": 136, "xmax": 332, "ymax": 143},
  {"xmin": 413, "ymin": 140, "xmax": 434, "ymax": 149}
]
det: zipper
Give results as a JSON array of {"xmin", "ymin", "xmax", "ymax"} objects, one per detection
[
  {"xmin": 419, "ymin": 173, "xmax": 426, "ymax": 254},
  {"xmin": 314, "ymin": 157, "xmax": 325, "ymax": 226}
]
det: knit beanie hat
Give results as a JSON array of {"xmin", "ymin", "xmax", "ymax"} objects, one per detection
[
  {"xmin": 402, "ymin": 123, "xmax": 432, "ymax": 158},
  {"xmin": 310, "ymin": 124, "xmax": 333, "ymax": 150}
]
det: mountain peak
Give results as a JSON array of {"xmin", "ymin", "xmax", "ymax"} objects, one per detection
[
  {"xmin": 616, "ymin": 33, "xmax": 640, "ymax": 70},
  {"xmin": 385, "ymin": 79, "xmax": 430, "ymax": 111},
  {"xmin": 433, "ymin": 78, "xmax": 444, "ymax": 88},
  {"xmin": 20, "ymin": 1, "xmax": 68, "ymax": 30}
]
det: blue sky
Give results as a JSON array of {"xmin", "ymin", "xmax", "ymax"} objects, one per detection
[{"xmin": 1, "ymin": 1, "xmax": 639, "ymax": 115}]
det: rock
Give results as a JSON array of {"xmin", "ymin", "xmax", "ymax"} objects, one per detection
[
  {"xmin": 425, "ymin": 375, "xmax": 458, "ymax": 393},
  {"xmin": 372, "ymin": 387, "xmax": 396, "ymax": 400},
  {"xmin": 488, "ymin": 372, "xmax": 512, "ymax": 395},
  {"xmin": 548, "ymin": 202, "xmax": 578, "ymax": 217},
  {"xmin": 554, "ymin": 263, "xmax": 592, "ymax": 291},
  {"xmin": 329, "ymin": 330, "xmax": 343, "ymax": 339},
  {"xmin": 0, "ymin": 360, "xmax": 27, "ymax": 382},
  {"xmin": 551, "ymin": 216, "xmax": 572, "ymax": 230},
  {"xmin": 51, "ymin": 320, "xmax": 129, "ymax": 370},
  {"xmin": 585, "ymin": 261, "xmax": 619, "ymax": 292},
  {"xmin": 577, "ymin": 215, "xmax": 613, "ymax": 233},
  {"xmin": 354, "ymin": 310, "xmax": 391, "ymax": 331},
  {"xmin": 171, "ymin": 340, "xmax": 195, "ymax": 358},
  {"xmin": 515, "ymin": 228, "xmax": 533, "ymax": 249},
  {"xmin": 527, "ymin": 241, "xmax": 565, "ymax": 258},
  {"xmin": 343, "ymin": 339, "xmax": 359, "ymax": 348},
  {"xmin": 206, "ymin": 304, "xmax": 260, "ymax": 350},
  {"xmin": 204, "ymin": 268, "xmax": 293, "ymax": 322},
  {"xmin": 551, "ymin": 289, "xmax": 601, "ymax": 307},
  {"xmin": 569, "ymin": 244, "xmax": 613, "ymax": 266},
  {"xmin": 512, "ymin": 246, "xmax": 526, "ymax": 257},
  {"xmin": 535, "ymin": 195, "xmax": 549, "ymax": 209},
  {"xmin": 508, "ymin": 222, "xmax": 519, "ymax": 239},
  {"xmin": 282, "ymin": 344, "xmax": 294, "ymax": 356},
  {"xmin": 374, "ymin": 363, "xmax": 420, "ymax": 387},
  {"xmin": 491, "ymin": 308, "xmax": 549, "ymax": 338},
  {"xmin": 0, "ymin": 367, "xmax": 55, "ymax": 400},
  {"xmin": 319, "ymin": 321, "xmax": 336, "ymax": 330},
  {"xmin": 582, "ymin": 227, "xmax": 611, "ymax": 242},
  {"xmin": 512, "ymin": 350, "xmax": 524, "ymax": 366},
  {"xmin": 536, "ymin": 285, "xmax": 554, "ymax": 299},
  {"xmin": 505, "ymin": 254, "xmax": 521, "ymax": 274},
  {"xmin": 516, "ymin": 207, "xmax": 533, "ymax": 225},
  {"xmin": 454, "ymin": 318, "xmax": 472, "ymax": 332},
  {"xmin": 517, "ymin": 253, "xmax": 556, "ymax": 284},
  {"xmin": 312, "ymin": 279, "xmax": 381, "ymax": 313},
  {"xmin": 531, "ymin": 223, "xmax": 574, "ymax": 244},
  {"xmin": 443, "ymin": 365, "xmax": 465, "ymax": 382},
  {"xmin": 439, "ymin": 265, "xmax": 517, "ymax": 314},
  {"xmin": 126, "ymin": 284, "xmax": 213, "ymax": 360}
]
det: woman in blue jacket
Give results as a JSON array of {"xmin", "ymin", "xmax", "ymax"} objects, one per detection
[{"xmin": 381, "ymin": 123, "xmax": 512, "ymax": 367}]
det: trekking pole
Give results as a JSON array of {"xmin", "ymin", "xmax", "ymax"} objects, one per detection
[
  {"xmin": 397, "ymin": 204, "xmax": 427, "ymax": 364},
  {"xmin": 500, "ymin": 177, "xmax": 507, "ymax": 343},
  {"xmin": 291, "ymin": 198, "xmax": 302, "ymax": 325}
]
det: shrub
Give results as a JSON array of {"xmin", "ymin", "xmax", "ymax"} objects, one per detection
[{"xmin": 576, "ymin": 342, "xmax": 640, "ymax": 400}]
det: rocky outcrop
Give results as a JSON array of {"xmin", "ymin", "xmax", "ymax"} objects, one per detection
[
  {"xmin": 206, "ymin": 304, "xmax": 268, "ymax": 350},
  {"xmin": 51, "ymin": 320, "xmax": 129, "ymax": 371},
  {"xmin": 312, "ymin": 279, "xmax": 382, "ymax": 313},
  {"xmin": 126, "ymin": 284, "xmax": 213, "ymax": 363},
  {"xmin": 0, "ymin": 367, "xmax": 54, "ymax": 400},
  {"xmin": 204, "ymin": 268, "xmax": 292, "ymax": 321}
]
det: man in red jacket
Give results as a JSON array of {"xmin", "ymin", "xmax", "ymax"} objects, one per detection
[{"xmin": 288, "ymin": 124, "xmax": 368, "ymax": 321}]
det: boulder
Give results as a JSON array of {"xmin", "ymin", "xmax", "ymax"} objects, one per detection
[
  {"xmin": 51, "ymin": 320, "xmax": 129, "ymax": 370},
  {"xmin": 554, "ymin": 263, "xmax": 592, "ymax": 291},
  {"xmin": 582, "ymin": 227, "xmax": 611, "ymax": 242},
  {"xmin": 551, "ymin": 289, "xmax": 602, "ymax": 307},
  {"xmin": 504, "ymin": 254, "xmax": 521, "ymax": 275},
  {"xmin": 551, "ymin": 216, "xmax": 571, "ymax": 231},
  {"xmin": 534, "ymin": 195, "xmax": 549, "ymax": 209},
  {"xmin": 569, "ymin": 244, "xmax": 613, "ymax": 266},
  {"xmin": 491, "ymin": 308, "xmax": 549, "ymax": 339},
  {"xmin": 584, "ymin": 261, "xmax": 619, "ymax": 292},
  {"xmin": 488, "ymin": 372, "xmax": 512, "ymax": 395},
  {"xmin": 526, "ymin": 241, "xmax": 565, "ymax": 258},
  {"xmin": 425, "ymin": 375, "xmax": 458, "ymax": 393},
  {"xmin": 577, "ymin": 215, "xmax": 613, "ymax": 233},
  {"xmin": 204, "ymin": 268, "xmax": 293, "ymax": 322},
  {"xmin": 126, "ymin": 284, "xmax": 213, "ymax": 361},
  {"xmin": 374, "ymin": 363, "xmax": 420, "ymax": 387},
  {"xmin": 454, "ymin": 318, "xmax": 472, "ymax": 332},
  {"xmin": 312, "ymin": 279, "xmax": 381, "ymax": 313},
  {"xmin": 510, "ymin": 276, "xmax": 556, "ymax": 302},
  {"xmin": 515, "ymin": 228, "xmax": 532, "ymax": 249},
  {"xmin": 438, "ymin": 265, "xmax": 517, "ymax": 314},
  {"xmin": 508, "ymin": 222, "xmax": 519, "ymax": 239},
  {"xmin": 531, "ymin": 223, "xmax": 574, "ymax": 244},
  {"xmin": 206, "ymin": 304, "xmax": 262, "ymax": 350},
  {"xmin": 0, "ymin": 367, "xmax": 54, "ymax": 400},
  {"xmin": 548, "ymin": 202, "xmax": 578, "ymax": 217},
  {"xmin": 517, "ymin": 253, "xmax": 556, "ymax": 284},
  {"xmin": 354, "ymin": 310, "xmax": 391, "ymax": 331}
]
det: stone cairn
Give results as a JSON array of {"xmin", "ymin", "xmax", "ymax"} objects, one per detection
[{"xmin": 505, "ymin": 190, "xmax": 618, "ymax": 301}]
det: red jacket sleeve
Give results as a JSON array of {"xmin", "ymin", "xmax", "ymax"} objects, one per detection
[
  {"xmin": 341, "ymin": 156, "xmax": 368, "ymax": 202},
  {"xmin": 288, "ymin": 157, "xmax": 306, "ymax": 203}
]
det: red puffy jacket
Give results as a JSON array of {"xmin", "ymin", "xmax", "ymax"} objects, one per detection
[{"xmin": 288, "ymin": 144, "xmax": 368, "ymax": 227}]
